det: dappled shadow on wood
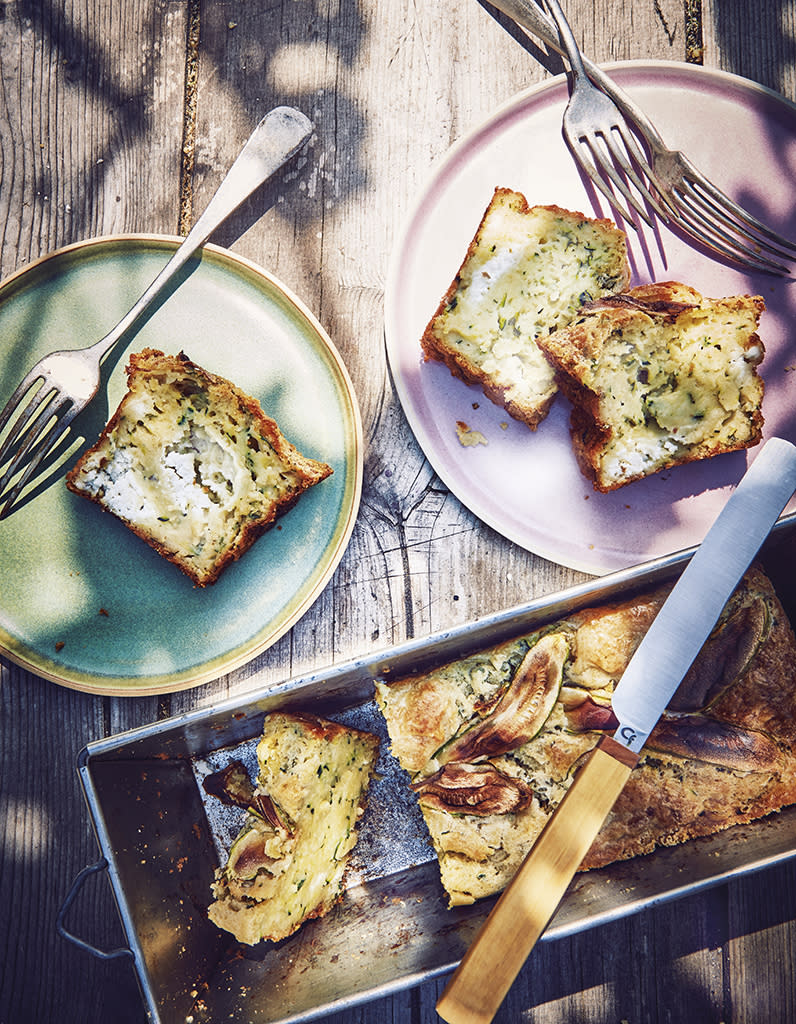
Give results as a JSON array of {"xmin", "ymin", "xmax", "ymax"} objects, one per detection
[{"xmin": 473, "ymin": 865, "xmax": 796, "ymax": 1022}]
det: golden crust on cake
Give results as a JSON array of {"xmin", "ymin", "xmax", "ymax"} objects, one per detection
[
  {"xmin": 66, "ymin": 349, "xmax": 332, "ymax": 586},
  {"xmin": 375, "ymin": 565, "xmax": 796, "ymax": 906}
]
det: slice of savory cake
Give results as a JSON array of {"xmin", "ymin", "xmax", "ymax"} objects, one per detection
[
  {"xmin": 421, "ymin": 187, "xmax": 630, "ymax": 429},
  {"xmin": 65, "ymin": 349, "xmax": 332, "ymax": 586},
  {"xmin": 536, "ymin": 282, "xmax": 766, "ymax": 491},
  {"xmin": 208, "ymin": 712, "xmax": 379, "ymax": 945},
  {"xmin": 375, "ymin": 566, "xmax": 796, "ymax": 907}
]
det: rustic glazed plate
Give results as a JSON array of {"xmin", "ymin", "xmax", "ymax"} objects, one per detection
[
  {"xmin": 0, "ymin": 237, "xmax": 362, "ymax": 695},
  {"xmin": 386, "ymin": 62, "xmax": 796, "ymax": 574}
]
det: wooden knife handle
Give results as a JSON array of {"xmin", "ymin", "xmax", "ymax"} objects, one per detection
[{"xmin": 436, "ymin": 736, "xmax": 638, "ymax": 1024}]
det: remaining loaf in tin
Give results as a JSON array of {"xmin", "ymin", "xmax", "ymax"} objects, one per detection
[
  {"xmin": 536, "ymin": 282, "xmax": 766, "ymax": 490},
  {"xmin": 208, "ymin": 711, "xmax": 379, "ymax": 945},
  {"xmin": 375, "ymin": 565, "xmax": 796, "ymax": 907},
  {"xmin": 420, "ymin": 187, "xmax": 630, "ymax": 429},
  {"xmin": 66, "ymin": 348, "xmax": 332, "ymax": 586}
]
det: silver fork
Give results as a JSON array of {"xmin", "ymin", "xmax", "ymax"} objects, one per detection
[
  {"xmin": 541, "ymin": 0, "xmax": 670, "ymax": 227},
  {"xmin": 0, "ymin": 106, "xmax": 313, "ymax": 518},
  {"xmin": 489, "ymin": 0, "xmax": 796, "ymax": 276}
]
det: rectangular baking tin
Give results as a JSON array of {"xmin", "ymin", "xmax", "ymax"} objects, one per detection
[{"xmin": 74, "ymin": 522, "xmax": 796, "ymax": 1024}]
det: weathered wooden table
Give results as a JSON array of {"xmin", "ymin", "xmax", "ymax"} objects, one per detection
[{"xmin": 2, "ymin": 1, "xmax": 796, "ymax": 1021}]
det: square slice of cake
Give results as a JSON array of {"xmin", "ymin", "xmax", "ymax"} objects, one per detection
[
  {"xmin": 536, "ymin": 282, "xmax": 766, "ymax": 490},
  {"xmin": 66, "ymin": 349, "xmax": 332, "ymax": 586},
  {"xmin": 421, "ymin": 187, "xmax": 630, "ymax": 429}
]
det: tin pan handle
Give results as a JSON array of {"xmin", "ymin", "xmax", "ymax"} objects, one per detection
[{"xmin": 56, "ymin": 858, "xmax": 133, "ymax": 961}]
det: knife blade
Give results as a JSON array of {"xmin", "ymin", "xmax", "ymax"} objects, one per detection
[{"xmin": 437, "ymin": 437, "xmax": 796, "ymax": 1024}]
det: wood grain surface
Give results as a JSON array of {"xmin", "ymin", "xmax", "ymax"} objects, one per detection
[{"xmin": 2, "ymin": 2, "xmax": 796, "ymax": 1023}]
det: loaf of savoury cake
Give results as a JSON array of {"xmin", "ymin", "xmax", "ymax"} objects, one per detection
[
  {"xmin": 536, "ymin": 281, "xmax": 766, "ymax": 491},
  {"xmin": 375, "ymin": 565, "xmax": 796, "ymax": 907},
  {"xmin": 65, "ymin": 349, "xmax": 332, "ymax": 586},
  {"xmin": 208, "ymin": 712, "xmax": 379, "ymax": 945},
  {"xmin": 421, "ymin": 187, "xmax": 630, "ymax": 429}
]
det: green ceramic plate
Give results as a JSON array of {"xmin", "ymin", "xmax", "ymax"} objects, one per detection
[{"xmin": 0, "ymin": 237, "xmax": 362, "ymax": 695}]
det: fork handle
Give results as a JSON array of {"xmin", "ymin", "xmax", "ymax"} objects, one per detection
[
  {"xmin": 538, "ymin": 0, "xmax": 590, "ymax": 87},
  {"xmin": 487, "ymin": 0, "xmax": 667, "ymax": 145},
  {"xmin": 86, "ymin": 106, "xmax": 313, "ymax": 360}
]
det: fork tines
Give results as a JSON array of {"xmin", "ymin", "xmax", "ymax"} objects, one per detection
[
  {"xmin": 0, "ymin": 377, "xmax": 77, "ymax": 516},
  {"xmin": 570, "ymin": 124, "xmax": 669, "ymax": 229},
  {"xmin": 578, "ymin": 128, "xmax": 795, "ymax": 276},
  {"xmin": 669, "ymin": 163, "xmax": 796, "ymax": 275}
]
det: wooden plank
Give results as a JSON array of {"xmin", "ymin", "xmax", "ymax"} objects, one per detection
[
  {"xmin": 0, "ymin": 0, "xmax": 189, "ymax": 278},
  {"xmin": 702, "ymin": 0, "xmax": 796, "ymax": 96},
  {"xmin": 727, "ymin": 864, "xmax": 796, "ymax": 1023}
]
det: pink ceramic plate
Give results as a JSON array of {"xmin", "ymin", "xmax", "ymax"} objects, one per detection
[{"xmin": 385, "ymin": 61, "xmax": 796, "ymax": 574}]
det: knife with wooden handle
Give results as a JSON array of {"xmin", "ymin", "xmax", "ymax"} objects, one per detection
[{"xmin": 437, "ymin": 437, "xmax": 796, "ymax": 1024}]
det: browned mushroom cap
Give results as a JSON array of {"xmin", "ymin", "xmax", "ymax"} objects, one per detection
[
  {"xmin": 648, "ymin": 714, "xmax": 782, "ymax": 771},
  {"xmin": 564, "ymin": 695, "xmax": 619, "ymax": 733},
  {"xmin": 566, "ymin": 694, "xmax": 781, "ymax": 773},
  {"xmin": 412, "ymin": 762, "xmax": 534, "ymax": 816},
  {"xmin": 202, "ymin": 759, "xmax": 256, "ymax": 808},
  {"xmin": 225, "ymin": 818, "xmax": 289, "ymax": 879},
  {"xmin": 249, "ymin": 792, "xmax": 293, "ymax": 833},
  {"xmin": 202, "ymin": 759, "xmax": 292, "ymax": 831},
  {"xmin": 667, "ymin": 597, "xmax": 770, "ymax": 712},
  {"xmin": 434, "ymin": 632, "xmax": 569, "ymax": 765}
]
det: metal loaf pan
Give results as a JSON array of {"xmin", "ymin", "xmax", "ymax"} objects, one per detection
[{"xmin": 69, "ymin": 522, "xmax": 796, "ymax": 1024}]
